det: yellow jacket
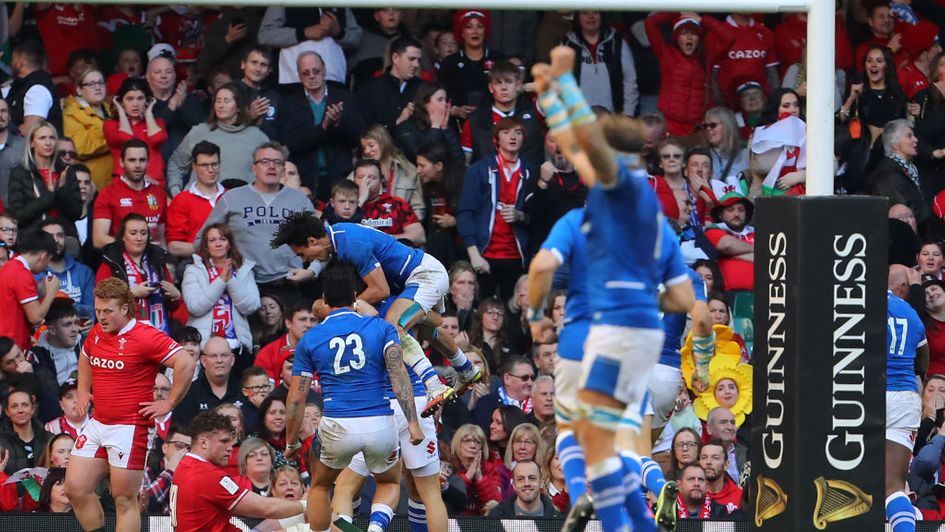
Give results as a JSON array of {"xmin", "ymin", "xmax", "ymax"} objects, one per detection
[{"xmin": 62, "ymin": 95, "xmax": 114, "ymax": 190}]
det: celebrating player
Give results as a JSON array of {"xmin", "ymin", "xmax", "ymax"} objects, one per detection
[
  {"xmin": 64, "ymin": 278, "xmax": 197, "ymax": 532},
  {"xmin": 271, "ymin": 212, "xmax": 482, "ymax": 416},
  {"xmin": 530, "ymin": 46, "xmax": 695, "ymax": 532},
  {"xmin": 170, "ymin": 411, "xmax": 307, "ymax": 532},
  {"xmin": 283, "ymin": 268, "xmax": 423, "ymax": 532}
]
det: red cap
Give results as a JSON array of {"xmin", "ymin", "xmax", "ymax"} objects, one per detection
[
  {"xmin": 903, "ymin": 20, "xmax": 940, "ymax": 58},
  {"xmin": 453, "ymin": 10, "xmax": 491, "ymax": 44},
  {"xmin": 672, "ymin": 15, "xmax": 703, "ymax": 41}
]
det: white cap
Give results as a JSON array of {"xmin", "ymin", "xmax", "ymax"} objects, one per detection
[{"xmin": 147, "ymin": 43, "xmax": 176, "ymax": 63}]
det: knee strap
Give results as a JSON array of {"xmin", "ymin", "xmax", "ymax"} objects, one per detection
[
  {"xmin": 574, "ymin": 400, "xmax": 624, "ymax": 432},
  {"xmin": 397, "ymin": 302, "xmax": 426, "ymax": 330}
]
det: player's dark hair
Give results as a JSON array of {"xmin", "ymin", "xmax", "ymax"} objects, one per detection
[
  {"xmin": 494, "ymin": 404, "xmax": 528, "ymax": 438},
  {"xmin": 192, "ymin": 140, "xmax": 221, "ymax": 160},
  {"xmin": 501, "ymin": 355, "xmax": 533, "ymax": 377},
  {"xmin": 39, "ymin": 216, "xmax": 68, "ymax": 234},
  {"xmin": 173, "ymin": 326, "xmax": 202, "ymax": 345},
  {"xmin": 120, "ymin": 138, "xmax": 150, "ymax": 161},
  {"xmin": 45, "ymin": 299, "xmax": 77, "ymax": 324},
  {"xmin": 270, "ymin": 211, "xmax": 325, "ymax": 249},
  {"xmin": 116, "ymin": 77, "xmax": 153, "ymax": 104},
  {"xmin": 322, "ymin": 268, "xmax": 356, "ymax": 308},
  {"xmin": 190, "ymin": 411, "xmax": 235, "ymax": 439},
  {"xmin": 489, "ymin": 60, "xmax": 522, "ymax": 83},
  {"xmin": 16, "ymin": 229, "xmax": 57, "ymax": 256}
]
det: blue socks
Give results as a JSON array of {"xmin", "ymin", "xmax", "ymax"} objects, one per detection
[
  {"xmin": 886, "ymin": 492, "xmax": 916, "ymax": 532},
  {"xmin": 367, "ymin": 504, "xmax": 393, "ymax": 532},
  {"xmin": 619, "ymin": 452, "xmax": 656, "ymax": 532},
  {"xmin": 408, "ymin": 499, "xmax": 428, "ymax": 532},
  {"xmin": 556, "ymin": 430, "xmax": 587, "ymax": 506},
  {"xmin": 587, "ymin": 457, "xmax": 631, "ymax": 532},
  {"xmin": 640, "ymin": 455, "xmax": 667, "ymax": 495}
]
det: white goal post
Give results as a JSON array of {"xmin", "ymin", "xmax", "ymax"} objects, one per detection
[{"xmin": 68, "ymin": 0, "xmax": 830, "ymax": 193}]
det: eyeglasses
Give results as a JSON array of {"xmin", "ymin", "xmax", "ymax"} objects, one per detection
[
  {"xmin": 514, "ymin": 439, "xmax": 536, "ymax": 446},
  {"xmin": 508, "ymin": 373, "xmax": 535, "ymax": 382},
  {"xmin": 166, "ymin": 440, "xmax": 191, "ymax": 450},
  {"xmin": 660, "ymin": 153, "xmax": 683, "ymax": 160},
  {"xmin": 299, "ymin": 68, "xmax": 323, "ymax": 77},
  {"xmin": 674, "ymin": 441, "xmax": 699, "ymax": 449},
  {"xmin": 243, "ymin": 384, "xmax": 272, "ymax": 393},
  {"xmin": 701, "ymin": 122, "xmax": 720, "ymax": 130},
  {"xmin": 254, "ymin": 158, "xmax": 285, "ymax": 167},
  {"xmin": 485, "ymin": 309, "xmax": 504, "ymax": 317},
  {"xmin": 196, "ymin": 162, "xmax": 220, "ymax": 170},
  {"xmin": 0, "ymin": 226, "xmax": 17, "ymax": 234},
  {"xmin": 80, "ymin": 80, "xmax": 106, "ymax": 88}
]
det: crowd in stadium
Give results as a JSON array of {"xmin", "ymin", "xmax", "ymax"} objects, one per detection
[{"xmin": 1, "ymin": 0, "xmax": 945, "ymax": 529}]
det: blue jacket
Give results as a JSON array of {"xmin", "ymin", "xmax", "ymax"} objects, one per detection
[
  {"xmin": 36, "ymin": 256, "xmax": 95, "ymax": 318},
  {"xmin": 457, "ymin": 157, "xmax": 534, "ymax": 264}
]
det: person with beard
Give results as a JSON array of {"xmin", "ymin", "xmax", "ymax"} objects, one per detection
[
  {"xmin": 674, "ymin": 464, "xmax": 731, "ymax": 519},
  {"xmin": 37, "ymin": 219, "xmax": 95, "ymax": 319},
  {"xmin": 525, "ymin": 130, "xmax": 587, "ymax": 258},
  {"xmin": 704, "ymin": 180, "xmax": 755, "ymax": 291},
  {"xmin": 699, "ymin": 440, "xmax": 742, "ymax": 514},
  {"xmin": 488, "ymin": 459, "xmax": 562, "ymax": 517}
]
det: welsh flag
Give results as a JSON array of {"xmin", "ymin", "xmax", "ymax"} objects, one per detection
[{"xmin": 750, "ymin": 114, "xmax": 807, "ymax": 196}]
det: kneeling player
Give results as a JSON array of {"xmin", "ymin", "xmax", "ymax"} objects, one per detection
[{"xmin": 284, "ymin": 268, "xmax": 424, "ymax": 532}]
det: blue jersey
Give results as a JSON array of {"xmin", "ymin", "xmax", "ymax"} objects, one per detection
[
  {"xmin": 583, "ymin": 160, "xmax": 664, "ymax": 329},
  {"xmin": 660, "ymin": 268, "xmax": 708, "ymax": 368},
  {"xmin": 326, "ymin": 222, "xmax": 425, "ymax": 292},
  {"xmin": 541, "ymin": 208, "xmax": 590, "ymax": 362},
  {"xmin": 886, "ymin": 291, "xmax": 926, "ymax": 392},
  {"xmin": 293, "ymin": 309, "xmax": 400, "ymax": 418}
]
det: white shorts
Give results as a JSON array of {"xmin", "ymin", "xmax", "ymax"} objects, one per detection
[
  {"xmin": 648, "ymin": 364, "xmax": 684, "ymax": 428},
  {"xmin": 554, "ymin": 356, "xmax": 582, "ymax": 425},
  {"xmin": 401, "ymin": 254, "xmax": 448, "ymax": 314},
  {"xmin": 349, "ymin": 397, "xmax": 439, "ymax": 477},
  {"xmin": 71, "ymin": 418, "xmax": 150, "ymax": 470},
  {"xmin": 886, "ymin": 390, "xmax": 921, "ymax": 450},
  {"xmin": 581, "ymin": 325, "xmax": 664, "ymax": 406},
  {"xmin": 318, "ymin": 415, "xmax": 399, "ymax": 474}
]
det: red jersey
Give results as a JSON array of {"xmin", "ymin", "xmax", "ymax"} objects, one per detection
[
  {"xmin": 35, "ymin": 4, "xmax": 104, "ymax": 77},
  {"xmin": 171, "ymin": 453, "xmax": 248, "ymax": 532},
  {"xmin": 705, "ymin": 224, "xmax": 755, "ymax": 291},
  {"xmin": 483, "ymin": 156, "xmax": 523, "ymax": 260},
  {"xmin": 774, "ymin": 13, "xmax": 853, "ymax": 75},
  {"xmin": 708, "ymin": 476, "xmax": 743, "ymax": 514},
  {"xmin": 899, "ymin": 63, "xmax": 930, "ymax": 100},
  {"xmin": 103, "ymin": 119, "xmax": 168, "ymax": 184},
  {"xmin": 0, "ymin": 257, "xmax": 39, "ymax": 349},
  {"xmin": 714, "ymin": 16, "xmax": 779, "ymax": 108},
  {"xmin": 166, "ymin": 184, "xmax": 225, "ymax": 244},
  {"xmin": 82, "ymin": 319, "xmax": 183, "ymax": 426},
  {"xmin": 254, "ymin": 334, "xmax": 293, "ymax": 385},
  {"xmin": 460, "ymin": 105, "xmax": 515, "ymax": 153},
  {"xmin": 926, "ymin": 317, "xmax": 945, "ymax": 376},
  {"xmin": 648, "ymin": 175, "xmax": 681, "ymax": 220},
  {"xmin": 94, "ymin": 177, "xmax": 167, "ymax": 240},
  {"xmin": 361, "ymin": 193, "xmax": 420, "ymax": 236}
]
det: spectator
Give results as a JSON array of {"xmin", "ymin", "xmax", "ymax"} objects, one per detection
[
  {"xmin": 213, "ymin": 403, "xmax": 246, "ymax": 477},
  {"xmin": 460, "ymin": 60, "xmax": 544, "ymax": 168},
  {"xmin": 318, "ymin": 179, "xmax": 362, "ymax": 224},
  {"xmin": 524, "ymin": 129, "xmax": 587, "ymax": 258},
  {"xmin": 700, "ymin": 439, "xmax": 742, "ymax": 513},
  {"xmin": 529, "ymin": 375, "xmax": 555, "ymax": 428},
  {"xmin": 0, "ymin": 389, "xmax": 52, "ymax": 474},
  {"xmin": 0, "ymin": 99, "xmax": 26, "ymax": 206},
  {"xmin": 169, "ymin": 328, "xmax": 202, "ymax": 385},
  {"xmin": 841, "ymin": 46, "xmax": 907, "ymax": 154},
  {"xmin": 712, "ymin": 14, "xmax": 779, "ymax": 110},
  {"xmin": 197, "ymin": 6, "xmax": 266, "ymax": 80},
  {"xmin": 541, "ymin": 446, "xmax": 569, "ymax": 513},
  {"xmin": 30, "ymin": 298, "xmax": 81, "ymax": 386},
  {"xmin": 446, "ymin": 261, "xmax": 479, "ymax": 330},
  {"xmin": 469, "ymin": 298, "xmax": 512, "ymax": 372},
  {"xmin": 0, "ymin": 340, "xmax": 61, "ymax": 423},
  {"xmin": 488, "ymin": 459, "xmax": 561, "ymax": 518},
  {"xmin": 37, "ymin": 218, "xmax": 95, "ymax": 318},
  {"xmin": 183, "ymin": 222, "xmax": 260, "ymax": 354},
  {"xmin": 236, "ymin": 46, "xmax": 281, "ymax": 141},
  {"xmin": 141, "ymin": 425, "xmax": 190, "ymax": 514},
  {"xmin": 394, "ymin": 85, "xmax": 464, "ymax": 166},
  {"xmin": 668, "ymin": 427, "xmax": 702, "ymax": 481},
  {"xmin": 257, "ymin": 6, "xmax": 362, "ymax": 85},
  {"xmin": 868, "ymin": 119, "xmax": 928, "ymax": 226},
  {"xmin": 196, "ymin": 141, "xmax": 314, "ymax": 293},
  {"xmin": 705, "ymin": 406, "xmax": 745, "ymax": 482},
  {"xmin": 96, "ymin": 213, "xmax": 180, "ymax": 334},
  {"xmin": 268, "ymin": 465, "xmax": 303, "ymax": 500},
  {"xmin": 503, "ymin": 275, "xmax": 530, "ymax": 354},
  {"xmin": 251, "ymin": 395, "xmax": 291, "ymax": 469},
  {"xmin": 915, "ymin": 374, "xmax": 945, "ymax": 454},
  {"xmin": 458, "ymin": 117, "xmax": 535, "ymax": 300},
  {"xmin": 37, "ymin": 433, "xmax": 75, "ymax": 469},
  {"xmin": 746, "ymin": 87, "xmax": 806, "ymax": 197},
  {"xmin": 173, "ymin": 338, "xmax": 244, "ymax": 428},
  {"xmin": 357, "ymin": 35, "xmax": 427, "ymax": 129},
  {"xmin": 450, "ymin": 424, "xmax": 503, "ymax": 515},
  {"xmin": 504, "ymin": 423, "xmax": 546, "ymax": 471},
  {"xmin": 653, "ymin": 138, "xmax": 689, "ymax": 224},
  {"xmin": 734, "ymin": 81, "xmax": 765, "ymax": 139},
  {"xmin": 254, "ymin": 304, "xmax": 315, "ymax": 385},
  {"xmin": 7, "ymin": 40, "xmax": 62, "ymax": 136},
  {"xmin": 7, "ymin": 121, "xmax": 82, "ymax": 232},
  {"xmin": 919, "ymin": 242, "xmax": 945, "ymax": 279},
  {"xmin": 898, "ymin": 20, "xmax": 939, "ymax": 100},
  {"xmin": 62, "ymin": 68, "xmax": 113, "ymax": 189},
  {"xmin": 0, "ymin": 230, "xmax": 59, "ymax": 349},
  {"xmin": 144, "ymin": 50, "xmax": 191, "ymax": 163},
  {"xmin": 36, "ymin": 467, "xmax": 71, "ymax": 513},
  {"xmin": 167, "ymin": 83, "xmax": 269, "ymax": 196},
  {"xmin": 914, "ymin": 52, "xmax": 945, "ymax": 192},
  {"xmin": 562, "ymin": 11, "xmax": 639, "ymax": 116},
  {"xmin": 774, "ymin": 11, "xmax": 852, "ymax": 78},
  {"xmin": 439, "ymin": 10, "xmax": 504, "ymax": 111},
  {"xmin": 252, "ymin": 294, "xmax": 287, "ymax": 350},
  {"xmin": 640, "ymin": 112, "xmax": 668, "ymax": 175},
  {"xmin": 924, "ymin": 277, "xmax": 945, "ymax": 376},
  {"xmin": 44, "ymin": 379, "xmax": 88, "ymax": 439},
  {"xmin": 103, "ymin": 77, "xmax": 168, "ymax": 185},
  {"xmin": 645, "ymin": 12, "xmax": 734, "ymax": 136},
  {"xmin": 354, "ymin": 124, "xmax": 425, "ymax": 219},
  {"xmin": 238, "ymin": 367, "xmax": 271, "ymax": 433},
  {"xmin": 167, "ymin": 141, "xmax": 227, "ymax": 258},
  {"xmin": 703, "ymin": 107, "xmax": 749, "ymax": 182},
  {"xmin": 853, "ymin": 3, "xmax": 904, "ymax": 75},
  {"xmin": 705, "ymin": 180, "xmax": 755, "ymax": 292},
  {"xmin": 279, "ymin": 51, "xmax": 365, "ymax": 201},
  {"xmin": 67, "ymin": 165, "xmax": 96, "ymax": 259},
  {"xmin": 351, "ymin": 158, "xmax": 425, "ymax": 246},
  {"xmin": 484, "ymin": 405, "xmax": 527, "ymax": 495},
  {"xmin": 679, "ymin": 148, "xmax": 716, "ymax": 259},
  {"xmin": 415, "ymin": 142, "xmax": 463, "ymax": 267},
  {"xmin": 674, "ymin": 464, "xmax": 730, "ymax": 518},
  {"xmin": 532, "ymin": 340, "xmax": 556, "ymax": 378}
]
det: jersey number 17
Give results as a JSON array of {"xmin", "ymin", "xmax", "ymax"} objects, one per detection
[{"xmin": 887, "ymin": 317, "xmax": 909, "ymax": 356}]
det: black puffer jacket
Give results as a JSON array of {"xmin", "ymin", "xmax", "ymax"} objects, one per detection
[{"xmin": 7, "ymin": 161, "xmax": 81, "ymax": 231}]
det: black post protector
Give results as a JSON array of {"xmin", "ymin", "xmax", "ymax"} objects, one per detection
[{"xmin": 751, "ymin": 196, "xmax": 886, "ymax": 531}]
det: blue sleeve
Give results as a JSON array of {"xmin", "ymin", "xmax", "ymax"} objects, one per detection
[
  {"xmin": 457, "ymin": 164, "xmax": 484, "ymax": 247},
  {"xmin": 78, "ymin": 265, "xmax": 96, "ymax": 318},
  {"xmin": 382, "ymin": 321, "xmax": 400, "ymax": 349},
  {"xmin": 541, "ymin": 212, "xmax": 576, "ymax": 264},
  {"xmin": 661, "ymin": 226, "xmax": 689, "ymax": 286},
  {"xmin": 912, "ymin": 434, "xmax": 945, "ymax": 480},
  {"xmin": 292, "ymin": 339, "xmax": 316, "ymax": 378},
  {"xmin": 345, "ymin": 240, "xmax": 382, "ymax": 279}
]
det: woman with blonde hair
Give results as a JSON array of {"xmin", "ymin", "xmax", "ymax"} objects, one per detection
[
  {"xmin": 540, "ymin": 445, "xmax": 569, "ymax": 513},
  {"xmin": 503, "ymin": 423, "xmax": 545, "ymax": 470},
  {"xmin": 449, "ymin": 424, "xmax": 503, "ymax": 515},
  {"xmin": 351, "ymin": 124, "xmax": 425, "ymax": 219},
  {"xmin": 62, "ymin": 68, "xmax": 114, "ymax": 188},
  {"xmin": 702, "ymin": 106, "xmax": 748, "ymax": 182}
]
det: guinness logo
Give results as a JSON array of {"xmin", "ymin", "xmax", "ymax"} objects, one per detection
[
  {"xmin": 754, "ymin": 475, "xmax": 788, "ymax": 526},
  {"xmin": 812, "ymin": 476, "xmax": 872, "ymax": 529}
]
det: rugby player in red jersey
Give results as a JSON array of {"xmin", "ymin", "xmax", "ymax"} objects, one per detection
[{"xmin": 64, "ymin": 278, "xmax": 197, "ymax": 532}]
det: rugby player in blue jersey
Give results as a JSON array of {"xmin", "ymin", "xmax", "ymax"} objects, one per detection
[
  {"xmin": 283, "ymin": 268, "xmax": 423, "ymax": 532},
  {"xmin": 271, "ymin": 212, "xmax": 482, "ymax": 417}
]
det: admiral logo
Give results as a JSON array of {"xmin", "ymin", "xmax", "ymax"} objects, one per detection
[
  {"xmin": 88, "ymin": 356, "xmax": 125, "ymax": 370},
  {"xmin": 363, "ymin": 218, "xmax": 394, "ymax": 228}
]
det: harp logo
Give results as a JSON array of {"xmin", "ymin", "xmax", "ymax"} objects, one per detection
[
  {"xmin": 812, "ymin": 476, "xmax": 872, "ymax": 529},
  {"xmin": 754, "ymin": 474, "xmax": 788, "ymax": 527}
]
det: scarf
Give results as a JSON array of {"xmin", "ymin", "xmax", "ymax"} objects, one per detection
[
  {"xmin": 208, "ymin": 265, "xmax": 238, "ymax": 344},
  {"xmin": 497, "ymin": 385, "xmax": 532, "ymax": 414},
  {"xmin": 123, "ymin": 252, "xmax": 167, "ymax": 332},
  {"xmin": 751, "ymin": 114, "xmax": 807, "ymax": 196},
  {"xmin": 889, "ymin": 153, "xmax": 922, "ymax": 192},
  {"xmin": 676, "ymin": 494, "xmax": 713, "ymax": 518}
]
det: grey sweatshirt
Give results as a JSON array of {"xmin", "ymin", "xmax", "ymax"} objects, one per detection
[
  {"xmin": 166, "ymin": 122, "xmax": 270, "ymax": 196},
  {"xmin": 197, "ymin": 184, "xmax": 312, "ymax": 283}
]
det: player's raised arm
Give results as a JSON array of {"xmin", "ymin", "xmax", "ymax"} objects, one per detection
[
  {"xmin": 284, "ymin": 373, "xmax": 312, "ymax": 460},
  {"xmin": 526, "ymin": 249, "xmax": 561, "ymax": 339},
  {"xmin": 233, "ymin": 485, "xmax": 306, "ymax": 519},
  {"xmin": 384, "ymin": 341, "xmax": 423, "ymax": 444}
]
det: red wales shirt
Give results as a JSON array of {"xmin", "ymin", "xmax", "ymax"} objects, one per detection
[
  {"xmin": 171, "ymin": 453, "xmax": 248, "ymax": 532},
  {"xmin": 0, "ymin": 256, "xmax": 39, "ymax": 349}
]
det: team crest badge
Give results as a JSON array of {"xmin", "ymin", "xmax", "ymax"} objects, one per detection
[
  {"xmin": 75, "ymin": 435, "xmax": 87, "ymax": 449},
  {"xmin": 147, "ymin": 194, "xmax": 159, "ymax": 211}
]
